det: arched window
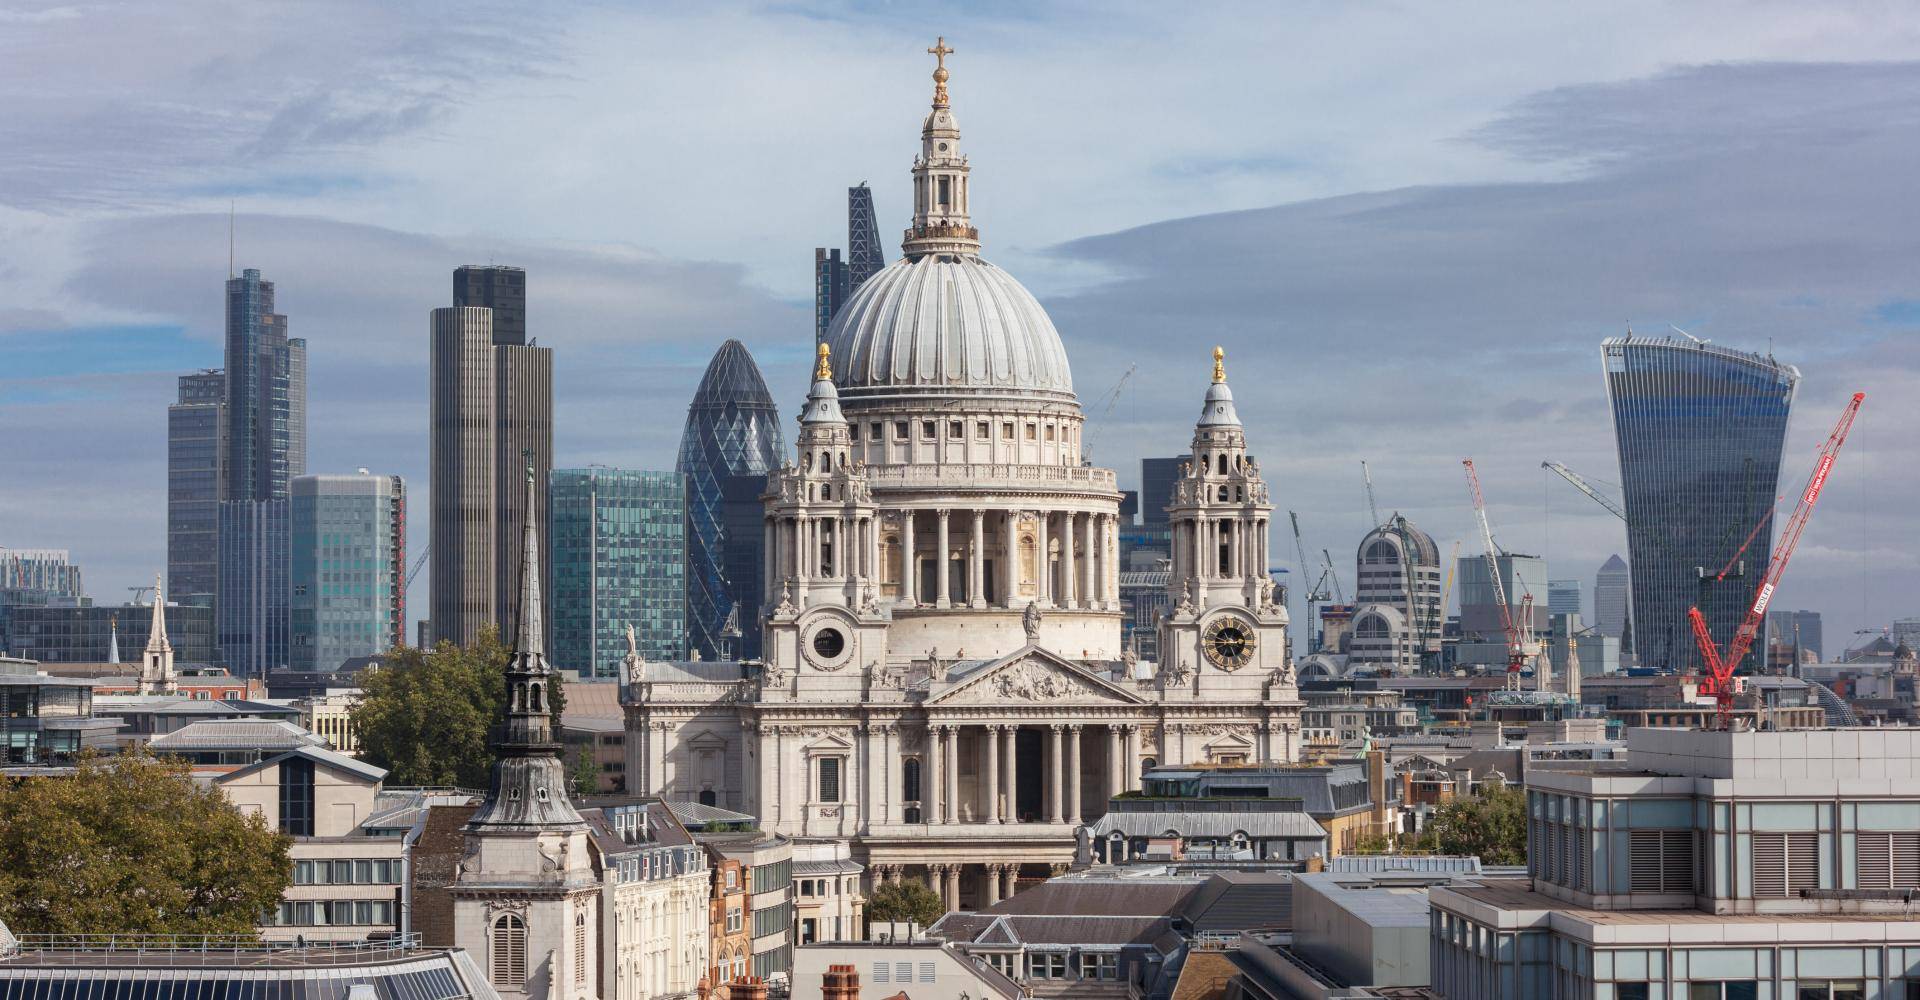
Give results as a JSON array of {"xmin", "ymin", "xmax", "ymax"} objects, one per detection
[
  {"xmin": 903, "ymin": 757, "xmax": 922, "ymax": 802},
  {"xmin": 1364, "ymin": 539, "xmax": 1398, "ymax": 562},
  {"xmin": 698, "ymin": 789, "xmax": 717, "ymax": 807},
  {"xmin": 574, "ymin": 912, "xmax": 588, "ymax": 983},
  {"xmin": 492, "ymin": 914, "xmax": 527, "ymax": 987},
  {"xmin": 1216, "ymin": 453, "xmax": 1228, "ymax": 475},
  {"xmin": 529, "ymin": 683, "xmax": 543, "ymax": 713},
  {"xmin": 1355, "ymin": 614, "xmax": 1392, "ymax": 640}
]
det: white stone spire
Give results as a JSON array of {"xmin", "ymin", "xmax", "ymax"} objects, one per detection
[
  {"xmin": 107, "ymin": 614, "xmax": 120, "ymax": 665},
  {"xmin": 903, "ymin": 36, "xmax": 980, "ymax": 259},
  {"xmin": 139, "ymin": 574, "xmax": 176, "ymax": 696}
]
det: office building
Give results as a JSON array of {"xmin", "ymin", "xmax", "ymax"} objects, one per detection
[
  {"xmin": 1592, "ymin": 553, "xmax": 1631, "ymax": 656},
  {"xmin": 0, "ymin": 548, "xmax": 83, "ymax": 600},
  {"xmin": 813, "ymin": 247, "xmax": 850, "ymax": 344},
  {"xmin": 1603, "ymin": 335, "xmax": 1799, "ymax": 671},
  {"xmin": 430, "ymin": 269, "xmax": 553, "ymax": 648},
  {"xmin": 430, "ymin": 305, "xmax": 496, "ymax": 646},
  {"xmin": 1454, "ymin": 551, "xmax": 1548, "ymax": 669},
  {"xmin": 1431, "ymin": 727, "xmax": 1920, "ymax": 1000},
  {"xmin": 675, "ymin": 340, "xmax": 784, "ymax": 662},
  {"xmin": 847, "ymin": 183, "xmax": 886, "ymax": 291},
  {"xmin": 223, "ymin": 268, "xmax": 304, "ymax": 502},
  {"xmin": 167, "ymin": 370, "xmax": 226, "ymax": 604},
  {"xmin": 719, "ymin": 473, "xmax": 773, "ymax": 659},
  {"xmin": 290, "ymin": 473, "xmax": 407, "ymax": 672},
  {"xmin": 1548, "ymin": 578, "xmax": 1583, "ymax": 619},
  {"xmin": 0, "ymin": 599, "xmax": 216, "ymax": 666},
  {"xmin": 218, "ymin": 497, "xmax": 290, "ymax": 674},
  {"xmin": 1139, "ymin": 456, "xmax": 1185, "ymax": 525},
  {"xmin": 549, "ymin": 468, "xmax": 688, "ymax": 676},
  {"xmin": 1768, "ymin": 608, "xmax": 1824, "ymax": 661},
  {"xmin": 1347, "ymin": 514, "xmax": 1444, "ymax": 674},
  {"xmin": 454, "ymin": 264, "xmax": 526, "ymax": 345}
]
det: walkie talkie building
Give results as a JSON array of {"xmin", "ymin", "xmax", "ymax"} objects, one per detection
[
  {"xmin": 676, "ymin": 340, "xmax": 786, "ymax": 661},
  {"xmin": 1602, "ymin": 336, "xmax": 1799, "ymax": 673}
]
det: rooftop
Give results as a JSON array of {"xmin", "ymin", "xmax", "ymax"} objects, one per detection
[
  {"xmin": 0, "ymin": 933, "xmax": 449, "ymax": 969},
  {"xmin": 1438, "ymin": 879, "xmax": 1920, "ymax": 928}
]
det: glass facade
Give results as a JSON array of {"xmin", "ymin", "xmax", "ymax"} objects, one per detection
[
  {"xmin": 676, "ymin": 341, "xmax": 785, "ymax": 662},
  {"xmin": 223, "ymin": 268, "xmax": 303, "ymax": 504},
  {"xmin": 217, "ymin": 498, "xmax": 290, "ymax": 676},
  {"xmin": 290, "ymin": 474, "xmax": 406, "ymax": 672},
  {"xmin": 1603, "ymin": 337, "xmax": 1798, "ymax": 672},
  {"xmin": 847, "ymin": 183, "xmax": 887, "ymax": 290},
  {"xmin": 0, "ymin": 602, "xmax": 215, "ymax": 665},
  {"xmin": 549, "ymin": 468, "xmax": 688, "ymax": 676},
  {"xmin": 167, "ymin": 371, "xmax": 226, "ymax": 604}
]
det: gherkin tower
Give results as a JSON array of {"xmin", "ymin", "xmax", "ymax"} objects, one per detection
[{"xmin": 676, "ymin": 340, "xmax": 786, "ymax": 661}]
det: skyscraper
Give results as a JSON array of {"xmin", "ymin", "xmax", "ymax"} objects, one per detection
[
  {"xmin": 167, "ymin": 370, "xmax": 226, "ymax": 605},
  {"xmin": 1454, "ymin": 551, "xmax": 1549, "ymax": 669},
  {"xmin": 676, "ymin": 340, "xmax": 784, "ymax": 662},
  {"xmin": 431, "ymin": 266, "xmax": 554, "ymax": 647},
  {"xmin": 1548, "ymin": 579, "xmax": 1583, "ymax": 619},
  {"xmin": 847, "ymin": 183, "xmax": 886, "ymax": 290},
  {"xmin": 1347, "ymin": 514, "xmax": 1444, "ymax": 674},
  {"xmin": 1593, "ymin": 553, "xmax": 1631, "ymax": 656},
  {"xmin": 217, "ymin": 497, "xmax": 289, "ymax": 674},
  {"xmin": 813, "ymin": 248, "xmax": 850, "ymax": 345},
  {"xmin": 290, "ymin": 473, "xmax": 406, "ymax": 671},
  {"xmin": 1603, "ymin": 336, "xmax": 1799, "ymax": 672},
  {"xmin": 430, "ymin": 306, "xmax": 497, "ymax": 647},
  {"xmin": 1767, "ymin": 609, "xmax": 1823, "ymax": 661},
  {"xmin": 1139, "ymin": 456, "xmax": 1186, "ymax": 525},
  {"xmin": 548, "ymin": 468, "xmax": 687, "ymax": 675}
]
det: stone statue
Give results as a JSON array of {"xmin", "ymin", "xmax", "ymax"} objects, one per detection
[{"xmin": 1022, "ymin": 601, "xmax": 1042, "ymax": 642}]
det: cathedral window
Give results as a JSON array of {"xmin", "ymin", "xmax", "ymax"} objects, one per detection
[
  {"xmin": 894, "ymin": 421, "xmax": 908, "ymax": 439},
  {"xmin": 1217, "ymin": 453, "xmax": 1228, "ymax": 475},
  {"xmin": 921, "ymin": 420, "xmax": 937, "ymax": 438},
  {"xmin": 1045, "ymin": 425, "xmax": 1055, "ymax": 442},
  {"xmin": 848, "ymin": 423, "xmax": 859, "ymax": 441},
  {"xmin": 574, "ymin": 913, "xmax": 588, "ymax": 983},
  {"xmin": 976, "ymin": 421, "xmax": 989, "ymax": 439},
  {"xmin": 949, "ymin": 420, "xmax": 963, "ymax": 438},
  {"xmin": 903, "ymin": 757, "xmax": 922, "ymax": 802},
  {"xmin": 1003, "ymin": 422, "xmax": 1014, "ymax": 439},
  {"xmin": 492, "ymin": 914, "xmax": 527, "ymax": 987},
  {"xmin": 817, "ymin": 757, "xmax": 843, "ymax": 802},
  {"xmin": 529, "ymin": 683, "xmax": 543, "ymax": 713}
]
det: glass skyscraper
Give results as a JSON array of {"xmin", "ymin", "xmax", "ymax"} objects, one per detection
[
  {"xmin": 549, "ymin": 468, "xmax": 687, "ymax": 676},
  {"xmin": 167, "ymin": 370, "xmax": 226, "ymax": 605},
  {"xmin": 290, "ymin": 474, "xmax": 406, "ymax": 672},
  {"xmin": 676, "ymin": 340, "xmax": 785, "ymax": 662},
  {"xmin": 224, "ymin": 268, "xmax": 304, "ymax": 503},
  {"xmin": 847, "ymin": 183, "xmax": 886, "ymax": 290},
  {"xmin": 217, "ymin": 498, "xmax": 289, "ymax": 675},
  {"xmin": 1603, "ymin": 336, "xmax": 1799, "ymax": 672}
]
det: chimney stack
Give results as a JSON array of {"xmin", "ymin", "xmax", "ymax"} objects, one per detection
[
  {"xmin": 823, "ymin": 965, "xmax": 861, "ymax": 1000},
  {"xmin": 730, "ymin": 977, "xmax": 767, "ymax": 1000}
]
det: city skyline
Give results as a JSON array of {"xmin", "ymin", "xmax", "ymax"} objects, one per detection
[{"xmin": 1, "ymin": 5, "xmax": 1915, "ymax": 651}]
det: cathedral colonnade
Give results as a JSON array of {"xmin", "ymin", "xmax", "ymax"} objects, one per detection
[
  {"xmin": 910, "ymin": 720, "xmax": 1142, "ymax": 827},
  {"xmin": 812, "ymin": 507, "xmax": 1122, "ymax": 611}
]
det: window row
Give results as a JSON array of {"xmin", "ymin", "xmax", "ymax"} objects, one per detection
[
  {"xmin": 849, "ymin": 420, "xmax": 1075, "ymax": 446},
  {"xmin": 291, "ymin": 859, "xmax": 400, "ymax": 885},
  {"xmin": 272, "ymin": 899, "xmax": 396, "ymax": 926}
]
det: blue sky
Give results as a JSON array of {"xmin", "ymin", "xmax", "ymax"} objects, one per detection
[{"xmin": 0, "ymin": 0, "xmax": 1916, "ymax": 653}]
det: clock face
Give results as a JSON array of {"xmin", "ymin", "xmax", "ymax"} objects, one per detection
[{"xmin": 1202, "ymin": 617, "xmax": 1256, "ymax": 670}]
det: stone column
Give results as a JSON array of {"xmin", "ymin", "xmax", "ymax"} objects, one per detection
[
  {"xmin": 883, "ymin": 725, "xmax": 902, "ymax": 825},
  {"xmin": 945, "ymin": 865, "xmax": 962, "ymax": 911},
  {"xmin": 1035, "ymin": 512, "xmax": 1050, "ymax": 605},
  {"xmin": 1003, "ymin": 725, "xmax": 1021, "ymax": 823},
  {"xmin": 1066, "ymin": 724, "xmax": 1084, "ymax": 824},
  {"xmin": 984, "ymin": 864, "xmax": 1004, "ymax": 906},
  {"xmin": 1003, "ymin": 511, "xmax": 1019, "ymax": 608},
  {"xmin": 1107, "ymin": 726, "xmax": 1124, "ymax": 799},
  {"xmin": 901, "ymin": 511, "xmax": 916, "ymax": 605},
  {"xmin": 1082, "ymin": 512, "xmax": 1096, "ymax": 610},
  {"xmin": 927, "ymin": 863, "xmax": 947, "ymax": 905},
  {"xmin": 984, "ymin": 724, "xmax": 1002, "ymax": 824},
  {"xmin": 1125, "ymin": 725, "xmax": 1142, "ymax": 792},
  {"xmin": 936, "ymin": 509, "xmax": 952, "ymax": 608},
  {"xmin": 970, "ymin": 510, "xmax": 986, "ymax": 608},
  {"xmin": 795, "ymin": 514, "xmax": 810, "ymax": 588},
  {"xmin": 944, "ymin": 726, "xmax": 960, "ymax": 824},
  {"xmin": 763, "ymin": 516, "xmax": 776, "ymax": 599},
  {"xmin": 1002, "ymin": 865, "xmax": 1019, "ymax": 899},
  {"xmin": 926, "ymin": 724, "xmax": 943, "ymax": 826},
  {"xmin": 1061, "ymin": 512, "xmax": 1077, "ymax": 608},
  {"xmin": 1047, "ymin": 724, "xmax": 1065, "ymax": 823}
]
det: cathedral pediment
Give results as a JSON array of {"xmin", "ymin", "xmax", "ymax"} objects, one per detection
[{"xmin": 926, "ymin": 645, "xmax": 1148, "ymax": 706}]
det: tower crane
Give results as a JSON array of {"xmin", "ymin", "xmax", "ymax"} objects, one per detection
[
  {"xmin": 1541, "ymin": 461, "xmax": 1626, "ymax": 521},
  {"xmin": 1361, "ymin": 461, "xmax": 1381, "ymax": 530},
  {"xmin": 1689, "ymin": 392, "xmax": 1865, "ymax": 728},
  {"xmin": 1320, "ymin": 549, "xmax": 1344, "ymax": 604},
  {"xmin": 404, "ymin": 544, "xmax": 431, "ymax": 591},
  {"xmin": 1290, "ymin": 512, "xmax": 1335, "ymax": 652},
  {"xmin": 1081, "ymin": 363, "xmax": 1136, "ymax": 463},
  {"xmin": 1463, "ymin": 459, "xmax": 1536, "ymax": 690},
  {"xmin": 127, "ymin": 584, "xmax": 156, "ymax": 605},
  {"xmin": 1439, "ymin": 540, "xmax": 1462, "ymax": 612}
]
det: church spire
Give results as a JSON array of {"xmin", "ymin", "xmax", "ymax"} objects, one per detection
[
  {"xmin": 467, "ymin": 465, "xmax": 583, "ymax": 831},
  {"xmin": 108, "ymin": 615, "xmax": 120, "ymax": 665},
  {"xmin": 140, "ymin": 574, "xmax": 177, "ymax": 696},
  {"xmin": 903, "ymin": 35, "xmax": 981, "ymax": 259}
]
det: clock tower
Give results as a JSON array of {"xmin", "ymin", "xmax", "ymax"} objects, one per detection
[{"xmin": 1160, "ymin": 349, "xmax": 1293, "ymax": 700}]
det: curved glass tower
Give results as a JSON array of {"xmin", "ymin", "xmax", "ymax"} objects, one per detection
[
  {"xmin": 676, "ymin": 340, "xmax": 785, "ymax": 661},
  {"xmin": 1603, "ymin": 336, "xmax": 1798, "ymax": 673}
]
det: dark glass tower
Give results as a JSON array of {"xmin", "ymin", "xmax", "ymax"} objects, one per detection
[
  {"xmin": 847, "ymin": 183, "xmax": 886, "ymax": 290},
  {"xmin": 813, "ymin": 248, "xmax": 850, "ymax": 346},
  {"xmin": 676, "ymin": 341, "xmax": 785, "ymax": 661},
  {"xmin": 168, "ymin": 370, "xmax": 226, "ymax": 605},
  {"xmin": 454, "ymin": 265, "xmax": 527, "ymax": 346},
  {"xmin": 1603, "ymin": 336, "xmax": 1798, "ymax": 673}
]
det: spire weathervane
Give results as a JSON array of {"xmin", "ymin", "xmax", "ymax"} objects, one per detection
[
  {"xmin": 816, "ymin": 341, "xmax": 833, "ymax": 381},
  {"xmin": 928, "ymin": 36, "xmax": 954, "ymax": 106},
  {"xmin": 1212, "ymin": 346, "xmax": 1226, "ymax": 384}
]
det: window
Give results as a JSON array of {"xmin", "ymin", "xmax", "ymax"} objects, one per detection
[
  {"xmin": 976, "ymin": 421, "xmax": 989, "ymax": 439},
  {"xmin": 1794, "ymin": 983, "xmax": 1865, "ymax": 1000},
  {"xmin": 1687, "ymin": 982, "xmax": 1758, "ymax": 1000},
  {"xmin": 1025, "ymin": 423, "xmax": 1037, "ymax": 440},
  {"xmin": 573, "ymin": 913, "xmax": 588, "ymax": 983},
  {"xmin": 949, "ymin": 420, "xmax": 963, "ymax": 438},
  {"xmin": 278, "ymin": 756, "xmax": 315, "ymax": 836},
  {"xmin": 1628, "ymin": 829, "xmax": 1694, "ymax": 893},
  {"xmin": 1031, "ymin": 953, "xmax": 1070, "ymax": 979},
  {"xmin": 921, "ymin": 420, "xmax": 936, "ymax": 438},
  {"xmin": 1857, "ymin": 831, "xmax": 1920, "ymax": 889},
  {"xmin": 492, "ymin": 914, "xmax": 527, "ymax": 987},
  {"xmin": 903, "ymin": 758, "xmax": 922, "ymax": 802},
  {"xmin": 871, "ymin": 422, "xmax": 883, "ymax": 440},
  {"xmin": 1045, "ymin": 425, "xmax": 1055, "ymax": 441},
  {"xmin": 818, "ymin": 757, "xmax": 842, "ymax": 802},
  {"xmin": 1081, "ymin": 954, "xmax": 1117, "ymax": 980},
  {"xmin": 1753, "ymin": 832, "xmax": 1818, "ymax": 897},
  {"xmin": 1003, "ymin": 422, "xmax": 1014, "ymax": 438},
  {"xmin": 800, "ymin": 918, "xmax": 817, "ymax": 944},
  {"xmin": 894, "ymin": 421, "xmax": 908, "ymax": 439},
  {"xmin": 1618, "ymin": 985, "xmax": 1650, "ymax": 1000}
]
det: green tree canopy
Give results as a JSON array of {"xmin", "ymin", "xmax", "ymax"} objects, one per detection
[
  {"xmin": 0, "ymin": 751, "xmax": 291, "ymax": 935},
  {"xmin": 354, "ymin": 628, "xmax": 566, "ymax": 789},
  {"xmin": 865, "ymin": 880, "xmax": 947, "ymax": 927},
  {"xmin": 1423, "ymin": 780, "xmax": 1528, "ymax": 865}
]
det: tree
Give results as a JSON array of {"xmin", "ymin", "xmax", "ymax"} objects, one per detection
[
  {"xmin": 354, "ymin": 628, "xmax": 570, "ymax": 789},
  {"xmin": 1424, "ymin": 780, "xmax": 1528, "ymax": 865},
  {"xmin": 571, "ymin": 746, "xmax": 600, "ymax": 797},
  {"xmin": 866, "ymin": 880, "xmax": 947, "ymax": 927},
  {"xmin": 0, "ymin": 751, "xmax": 291, "ymax": 935}
]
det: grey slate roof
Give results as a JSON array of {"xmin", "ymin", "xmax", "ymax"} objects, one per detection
[
  {"xmin": 661, "ymin": 799, "xmax": 758, "ymax": 828},
  {"xmin": 1327, "ymin": 855, "xmax": 1481, "ymax": 875},
  {"xmin": 1178, "ymin": 873, "xmax": 1294, "ymax": 933},
  {"xmin": 149, "ymin": 719, "xmax": 326, "ymax": 751},
  {"xmin": 217, "ymin": 744, "xmax": 388, "ymax": 784},
  {"xmin": 934, "ymin": 914, "xmax": 1172, "ymax": 949},
  {"xmin": 979, "ymin": 878, "xmax": 1201, "ymax": 918}
]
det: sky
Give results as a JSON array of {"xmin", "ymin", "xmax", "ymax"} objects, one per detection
[{"xmin": 1, "ymin": 0, "xmax": 1916, "ymax": 658}]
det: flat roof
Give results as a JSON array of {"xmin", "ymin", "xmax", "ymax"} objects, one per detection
[{"xmin": 1440, "ymin": 880, "xmax": 1920, "ymax": 927}]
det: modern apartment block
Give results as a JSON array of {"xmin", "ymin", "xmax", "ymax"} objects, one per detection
[
  {"xmin": 548, "ymin": 468, "xmax": 688, "ymax": 676},
  {"xmin": 290, "ymin": 473, "xmax": 406, "ymax": 672},
  {"xmin": 1603, "ymin": 336, "xmax": 1798, "ymax": 672},
  {"xmin": 1431, "ymin": 727, "xmax": 1920, "ymax": 1000},
  {"xmin": 0, "ymin": 548, "xmax": 84, "ymax": 601}
]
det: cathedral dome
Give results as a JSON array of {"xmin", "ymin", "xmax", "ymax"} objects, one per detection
[{"xmin": 824, "ymin": 254, "xmax": 1074, "ymax": 404}]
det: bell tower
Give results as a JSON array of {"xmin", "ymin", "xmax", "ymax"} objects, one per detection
[{"xmin": 1160, "ymin": 348, "xmax": 1292, "ymax": 696}]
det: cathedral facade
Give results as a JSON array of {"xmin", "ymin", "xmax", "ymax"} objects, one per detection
[{"xmin": 623, "ymin": 40, "xmax": 1303, "ymax": 910}]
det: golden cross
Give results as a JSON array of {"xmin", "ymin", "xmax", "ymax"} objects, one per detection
[{"xmin": 928, "ymin": 36, "xmax": 953, "ymax": 71}]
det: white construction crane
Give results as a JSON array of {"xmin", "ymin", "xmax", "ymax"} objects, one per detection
[
  {"xmin": 1082, "ymin": 363, "xmax": 1137, "ymax": 463},
  {"xmin": 1361, "ymin": 460, "xmax": 1381, "ymax": 529},
  {"xmin": 1541, "ymin": 461, "xmax": 1626, "ymax": 521}
]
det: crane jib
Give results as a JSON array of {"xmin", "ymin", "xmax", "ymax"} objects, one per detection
[
  {"xmin": 1750, "ymin": 582, "xmax": 1776, "ymax": 619},
  {"xmin": 1804, "ymin": 454, "xmax": 1834, "ymax": 506}
]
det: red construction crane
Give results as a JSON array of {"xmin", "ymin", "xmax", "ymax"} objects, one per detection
[
  {"xmin": 1463, "ymin": 459, "xmax": 1533, "ymax": 689},
  {"xmin": 1690, "ymin": 391, "xmax": 1866, "ymax": 728}
]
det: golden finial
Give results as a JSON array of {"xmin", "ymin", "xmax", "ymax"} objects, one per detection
[
  {"xmin": 815, "ymin": 341, "xmax": 833, "ymax": 380},
  {"xmin": 1212, "ymin": 346, "xmax": 1226, "ymax": 383},
  {"xmin": 928, "ymin": 36, "xmax": 954, "ymax": 106}
]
